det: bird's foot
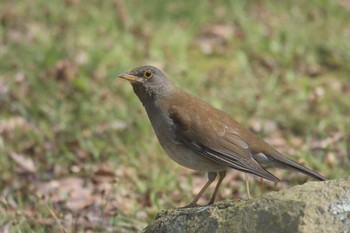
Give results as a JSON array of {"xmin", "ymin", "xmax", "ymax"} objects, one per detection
[
  {"xmin": 180, "ymin": 203, "xmax": 201, "ymax": 209},
  {"xmin": 181, "ymin": 202, "xmax": 213, "ymax": 209}
]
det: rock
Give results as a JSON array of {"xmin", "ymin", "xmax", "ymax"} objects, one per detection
[{"xmin": 143, "ymin": 177, "xmax": 350, "ymax": 233}]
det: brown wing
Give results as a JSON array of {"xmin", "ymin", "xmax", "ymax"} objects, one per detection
[{"xmin": 167, "ymin": 93, "xmax": 279, "ymax": 182}]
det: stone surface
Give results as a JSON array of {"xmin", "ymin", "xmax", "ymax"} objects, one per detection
[{"xmin": 143, "ymin": 177, "xmax": 350, "ymax": 233}]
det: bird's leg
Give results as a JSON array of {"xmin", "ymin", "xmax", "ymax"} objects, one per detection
[
  {"xmin": 260, "ymin": 177, "xmax": 264, "ymax": 193},
  {"xmin": 185, "ymin": 172, "xmax": 217, "ymax": 208},
  {"xmin": 208, "ymin": 170, "xmax": 226, "ymax": 205},
  {"xmin": 245, "ymin": 173, "xmax": 251, "ymax": 199}
]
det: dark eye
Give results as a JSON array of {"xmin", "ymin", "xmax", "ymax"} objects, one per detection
[{"xmin": 144, "ymin": 70, "xmax": 153, "ymax": 79}]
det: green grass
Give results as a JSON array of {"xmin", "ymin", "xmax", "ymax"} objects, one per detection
[{"xmin": 1, "ymin": 0, "xmax": 349, "ymax": 232}]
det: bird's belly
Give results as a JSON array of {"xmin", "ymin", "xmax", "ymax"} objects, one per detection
[{"xmin": 159, "ymin": 139, "xmax": 226, "ymax": 172}]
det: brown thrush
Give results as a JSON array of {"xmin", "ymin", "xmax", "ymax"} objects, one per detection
[{"xmin": 118, "ymin": 66, "xmax": 326, "ymax": 207}]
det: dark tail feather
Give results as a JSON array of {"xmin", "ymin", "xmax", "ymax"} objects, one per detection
[
  {"xmin": 247, "ymin": 165, "xmax": 280, "ymax": 183},
  {"xmin": 271, "ymin": 151, "xmax": 326, "ymax": 181}
]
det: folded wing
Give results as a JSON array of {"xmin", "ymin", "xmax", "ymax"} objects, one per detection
[{"xmin": 169, "ymin": 104, "xmax": 279, "ymax": 182}]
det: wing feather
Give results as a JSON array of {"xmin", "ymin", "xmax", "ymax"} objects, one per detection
[{"xmin": 168, "ymin": 104, "xmax": 279, "ymax": 182}]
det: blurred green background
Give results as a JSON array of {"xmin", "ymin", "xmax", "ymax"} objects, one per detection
[{"xmin": 1, "ymin": 0, "xmax": 349, "ymax": 232}]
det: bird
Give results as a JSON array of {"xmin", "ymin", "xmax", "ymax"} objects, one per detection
[{"xmin": 118, "ymin": 65, "xmax": 326, "ymax": 207}]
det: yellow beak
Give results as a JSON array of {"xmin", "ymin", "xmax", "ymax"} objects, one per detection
[{"xmin": 118, "ymin": 73, "xmax": 142, "ymax": 82}]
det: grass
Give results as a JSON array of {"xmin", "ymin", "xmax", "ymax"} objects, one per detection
[{"xmin": 1, "ymin": 0, "xmax": 349, "ymax": 232}]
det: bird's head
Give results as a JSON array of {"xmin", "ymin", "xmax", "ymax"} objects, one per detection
[{"xmin": 118, "ymin": 65, "xmax": 174, "ymax": 100}]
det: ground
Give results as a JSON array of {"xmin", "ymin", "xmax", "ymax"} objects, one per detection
[{"xmin": 0, "ymin": 0, "xmax": 349, "ymax": 232}]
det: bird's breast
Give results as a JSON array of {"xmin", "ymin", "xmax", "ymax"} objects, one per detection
[{"xmin": 143, "ymin": 103, "xmax": 226, "ymax": 172}]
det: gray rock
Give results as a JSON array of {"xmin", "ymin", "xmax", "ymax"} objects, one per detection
[{"xmin": 143, "ymin": 177, "xmax": 350, "ymax": 233}]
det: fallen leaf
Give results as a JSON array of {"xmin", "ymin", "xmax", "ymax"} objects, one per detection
[
  {"xmin": 0, "ymin": 221, "xmax": 11, "ymax": 233},
  {"xmin": 311, "ymin": 133, "xmax": 344, "ymax": 149},
  {"xmin": 196, "ymin": 23, "xmax": 241, "ymax": 55},
  {"xmin": 65, "ymin": 188, "xmax": 94, "ymax": 211},
  {"xmin": 0, "ymin": 117, "xmax": 30, "ymax": 134},
  {"xmin": 9, "ymin": 152, "xmax": 37, "ymax": 173},
  {"xmin": 0, "ymin": 79, "xmax": 9, "ymax": 97},
  {"xmin": 325, "ymin": 152, "xmax": 337, "ymax": 167},
  {"xmin": 95, "ymin": 120, "xmax": 128, "ymax": 134},
  {"xmin": 49, "ymin": 59, "xmax": 77, "ymax": 81},
  {"xmin": 36, "ymin": 177, "xmax": 94, "ymax": 205},
  {"xmin": 92, "ymin": 168, "xmax": 116, "ymax": 184}
]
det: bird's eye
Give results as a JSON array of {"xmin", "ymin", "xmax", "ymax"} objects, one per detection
[{"xmin": 144, "ymin": 70, "xmax": 153, "ymax": 79}]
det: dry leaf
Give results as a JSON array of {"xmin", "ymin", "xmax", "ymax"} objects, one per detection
[
  {"xmin": 0, "ymin": 117, "xmax": 30, "ymax": 134},
  {"xmin": 196, "ymin": 22, "xmax": 242, "ymax": 55},
  {"xmin": 0, "ymin": 221, "xmax": 11, "ymax": 233},
  {"xmin": 36, "ymin": 177, "xmax": 93, "ymax": 203},
  {"xmin": 325, "ymin": 152, "xmax": 337, "ymax": 167},
  {"xmin": 249, "ymin": 118, "xmax": 263, "ymax": 133},
  {"xmin": 311, "ymin": 133, "xmax": 344, "ymax": 149},
  {"xmin": 65, "ymin": 189, "xmax": 94, "ymax": 211},
  {"xmin": 92, "ymin": 169, "xmax": 116, "ymax": 184},
  {"xmin": 9, "ymin": 152, "xmax": 37, "ymax": 173},
  {"xmin": 0, "ymin": 79, "xmax": 9, "ymax": 97},
  {"xmin": 95, "ymin": 120, "xmax": 128, "ymax": 134},
  {"xmin": 49, "ymin": 60, "xmax": 77, "ymax": 81}
]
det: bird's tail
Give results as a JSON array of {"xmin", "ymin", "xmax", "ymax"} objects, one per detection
[{"xmin": 268, "ymin": 150, "xmax": 326, "ymax": 181}]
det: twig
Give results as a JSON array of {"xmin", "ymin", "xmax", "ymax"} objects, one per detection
[{"xmin": 43, "ymin": 201, "xmax": 68, "ymax": 233}]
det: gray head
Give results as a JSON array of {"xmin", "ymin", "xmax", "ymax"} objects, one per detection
[{"xmin": 118, "ymin": 66, "xmax": 175, "ymax": 102}]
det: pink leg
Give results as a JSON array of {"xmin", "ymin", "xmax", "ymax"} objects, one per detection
[
  {"xmin": 208, "ymin": 170, "xmax": 226, "ymax": 205},
  {"xmin": 185, "ymin": 172, "xmax": 217, "ymax": 207}
]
